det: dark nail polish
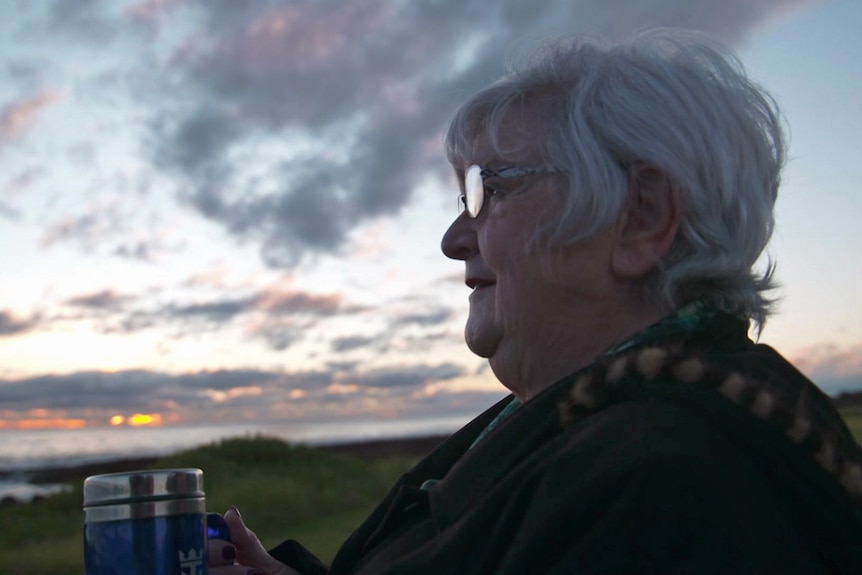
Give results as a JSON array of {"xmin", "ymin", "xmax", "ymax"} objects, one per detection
[{"xmin": 222, "ymin": 545, "xmax": 237, "ymax": 561}]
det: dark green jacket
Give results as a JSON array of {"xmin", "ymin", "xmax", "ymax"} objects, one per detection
[{"xmin": 273, "ymin": 315, "xmax": 862, "ymax": 573}]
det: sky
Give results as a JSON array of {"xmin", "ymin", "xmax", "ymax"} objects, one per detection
[{"xmin": 1, "ymin": 0, "xmax": 860, "ymax": 431}]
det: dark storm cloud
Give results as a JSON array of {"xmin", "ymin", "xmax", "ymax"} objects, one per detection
[
  {"xmin": 139, "ymin": 0, "xmax": 811, "ymax": 268},
  {"xmin": 0, "ymin": 311, "xmax": 38, "ymax": 336}
]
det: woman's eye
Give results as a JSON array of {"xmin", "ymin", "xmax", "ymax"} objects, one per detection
[{"xmin": 483, "ymin": 179, "xmax": 507, "ymax": 198}]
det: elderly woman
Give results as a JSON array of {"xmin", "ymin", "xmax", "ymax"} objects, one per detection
[{"xmin": 210, "ymin": 30, "xmax": 862, "ymax": 573}]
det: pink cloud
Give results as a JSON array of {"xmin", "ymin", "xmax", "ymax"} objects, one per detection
[
  {"xmin": 0, "ymin": 91, "xmax": 62, "ymax": 143},
  {"xmin": 788, "ymin": 341, "xmax": 862, "ymax": 380},
  {"xmin": 125, "ymin": 0, "xmax": 180, "ymax": 24}
]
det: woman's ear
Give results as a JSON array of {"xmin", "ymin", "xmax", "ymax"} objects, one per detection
[{"xmin": 612, "ymin": 165, "xmax": 684, "ymax": 280}]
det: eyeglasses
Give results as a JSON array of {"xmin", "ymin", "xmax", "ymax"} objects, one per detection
[{"xmin": 459, "ymin": 164, "xmax": 560, "ymax": 218}]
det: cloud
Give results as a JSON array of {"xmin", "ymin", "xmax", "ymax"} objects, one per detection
[
  {"xmin": 0, "ymin": 370, "xmax": 164, "ymax": 410},
  {"xmin": 113, "ymin": 241, "xmax": 155, "ymax": 261},
  {"xmin": 65, "ymin": 290, "xmax": 135, "ymax": 310},
  {"xmin": 0, "ymin": 362, "xmax": 491, "ymax": 427},
  {"xmin": 282, "ymin": 370, "xmax": 335, "ymax": 391},
  {"xmin": 789, "ymin": 342, "xmax": 862, "ymax": 395},
  {"xmin": 390, "ymin": 308, "xmax": 454, "ymax": 329},
  {"xmin": 257, "ymin": 289, "xmax": 348, "ymax": 316},
  {"xmin": 165, "ymin": 288, "xmax": 348, "ymax": 325},
  {"xmin": 170, "ymin": 296, "xmax": 257, "ymax": 323},
  {"xmin": 331, "ymin": 335, "xmax": 379, "ymax": 353},
  {"xmin": 0, "ymin": 368, "xmax": 282, "ymax": 413},
  {"xmin": 0, "ymin": 90, "xmax": 61, "ymax": 144},
  {"xmin": 4, "ymin": 168, "xmax": 44, "ymax": 194},
  {"xmin": 254, "ymin": 323, "xmax": 305, "ymax": 351},
  {"xmin": 348, "ymin": 363, "xmax": 466, "ymax": 389},
  {"xmin": 0, "ymin": 311, "xmax": 39, "ymax": 336},
  {"xmin": 31, "ymin": 171, "xmax": 173, "ymax": 259},
  {"xmin": 45, "ymin": 284, "xmax": 360, "ymax": 351},
  {"xmin": 175, "ymin": 369, "xmax": 284, "ymax": 390},
  {"xmin": 0, "ymin": 201, "xmax": 20, "ymax": 221},
  {"xmin": 40, "ymin": 202, "xmax": 125, "ymax": 250},
  {"xmin": 5, "ymin": 61, "xmax": 46, "ymax": 85},
  {"xmin": 124, "ymin": 0, "xmax": 183, "ymax": 33},
  {"xmin": 46, "ymin": 0, "xmax": 119, "ymax": 44},
  {"xmin": 137, "ymin": 0, "xmax": 813, "ymax": 269}
]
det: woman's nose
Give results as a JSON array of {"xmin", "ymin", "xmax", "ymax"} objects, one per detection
[{"xmin": 441, "ymin": 212, "xmax": 478, "ymax": 261}]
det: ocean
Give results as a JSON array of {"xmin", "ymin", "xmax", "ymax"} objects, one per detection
[{"xmin": 0, "ymin": 415, "xmax": 471, "ymax": 502}]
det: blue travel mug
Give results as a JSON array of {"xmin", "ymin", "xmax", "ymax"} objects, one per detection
[{"xmin": 83, "ymin": 468, "xmax": 208, "ymax": 575}]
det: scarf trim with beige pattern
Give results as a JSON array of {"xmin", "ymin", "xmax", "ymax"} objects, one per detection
[{"xmin": 557, "ymin": 343, "xmax": 862, "ymax": 503}]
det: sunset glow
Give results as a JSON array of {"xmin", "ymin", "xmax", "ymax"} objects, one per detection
[
  {"xmin": 0, "ymin": 412, "xmax": 171, "ymax": 430},
  {"xmin": 0, "ymin": 418, "xmax": 88, "ymax": 430},
  {"xmin": 128, "ymin": 413, "xmax": 162, "ymax": 426}
]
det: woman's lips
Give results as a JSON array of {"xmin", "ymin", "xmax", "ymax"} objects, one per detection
[{"xmin": 466, "ymin": 277, "xmax": 496, "ymax": 290}]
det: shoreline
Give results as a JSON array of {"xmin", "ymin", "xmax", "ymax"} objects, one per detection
[{"xmin": 2, "ymin": 434, "xmax": 449, "ymax": 503}]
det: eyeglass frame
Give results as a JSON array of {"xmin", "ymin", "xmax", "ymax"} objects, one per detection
[{"xmin": 459, "ymin": 164, "xmax": 562, "ymax": 218}]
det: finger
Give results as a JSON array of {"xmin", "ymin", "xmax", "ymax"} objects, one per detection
[
  {"xmin": 224, "ymin": 507, "xmax": 294, "ymax": 574},
  {"xmin": 207, "ymin": 538, "xmax": 238, "ymax": 567}
]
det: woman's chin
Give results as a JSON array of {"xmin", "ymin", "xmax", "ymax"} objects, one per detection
[{"xmin": 464, "ymin": 322, "xmax": 501, "ymax": 359}]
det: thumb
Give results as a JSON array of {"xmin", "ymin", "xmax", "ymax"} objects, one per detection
[{"xmin": 224, "ymin": 507, "xmax": 292, "ymax": 575}]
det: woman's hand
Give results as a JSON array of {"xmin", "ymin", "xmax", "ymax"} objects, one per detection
[{"xmin": 207, "ymin": 507, "xmax": 302, "ymax": 575}]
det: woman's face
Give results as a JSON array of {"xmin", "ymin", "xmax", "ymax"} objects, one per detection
[{"xmin": 441, "ymin": 109, "xmax": 622, "ymax": 383}]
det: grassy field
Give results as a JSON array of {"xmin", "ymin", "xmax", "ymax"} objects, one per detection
[
  {"xmin": 4, "ymin": 412, "xmax": 862, "ymax": 575},
  {"xmin": 840, "ymin": 406, "xmax": 862, "ymax": 443},
  {"xmin": 0, "ymin": 436, "xmax": 416, "ymax": 575}
]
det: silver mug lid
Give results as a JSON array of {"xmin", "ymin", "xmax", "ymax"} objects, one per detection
[{"xmin": 83, "ymin": 468, "xmax": 204, "ymax": 507}]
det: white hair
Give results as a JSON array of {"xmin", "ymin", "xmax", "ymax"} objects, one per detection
[{"xmin": 445, "ymin": 29, "xmax": 786, "ymax": 330}]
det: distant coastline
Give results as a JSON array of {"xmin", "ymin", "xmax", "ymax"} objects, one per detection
[
  {"xmin": 0, "ymin": 434, "xmax": 449, "ymax": 505},
  {"xmin": 32, "ymin": 434, "xmax": 448, "ymax": 484},
  {"xmin": 5, "ymin": 392, "xmax": 861, "ymax": 506}
]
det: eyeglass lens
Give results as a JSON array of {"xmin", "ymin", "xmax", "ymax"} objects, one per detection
[{"xmin": 464, "ymin": 165, "xmax": 484, "ymax": 218}]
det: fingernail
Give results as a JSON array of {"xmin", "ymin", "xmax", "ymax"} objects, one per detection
[
  {"xmin": 229, "ymin": 505, "xmax": 242, "ymax": 519},
  {"xmin": 222, "ymin": 545, "xmax": 237, "ymax": 561}
]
